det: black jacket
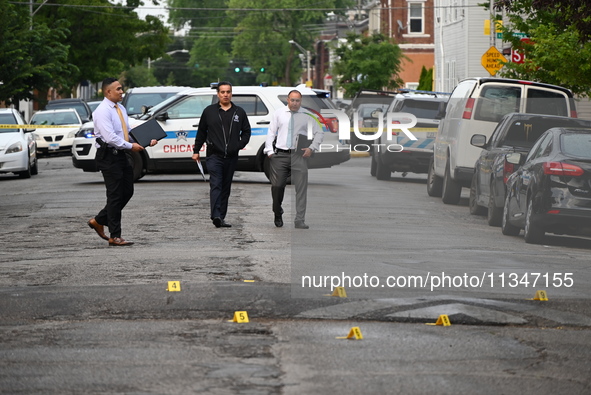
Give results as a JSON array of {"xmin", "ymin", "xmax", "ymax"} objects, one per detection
[{"xmin": 193, "ymin": 102, "xmax": 251, "ymax": 158}]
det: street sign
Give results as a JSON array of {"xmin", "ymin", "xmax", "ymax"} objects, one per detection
[{"xmin": 481, "ymin": 46, "xmax": 507, "ymax": 76}]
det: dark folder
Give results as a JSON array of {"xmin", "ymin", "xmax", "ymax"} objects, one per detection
[{"xmin": 129, "ymin": 119, "xmax": 167, "ymax": 147}]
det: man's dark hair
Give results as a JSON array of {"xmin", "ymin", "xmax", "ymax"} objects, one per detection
[
  {"xmin": 288, "ymin": 89, "xmax": 302, "ymax": 98},
  {"xmin": 102, "ymin": 77, "xmax": 118, "ymax": 92},
  {"xmin": 216, "ymin": 81, "xmax": 232, "ymax": 92}
]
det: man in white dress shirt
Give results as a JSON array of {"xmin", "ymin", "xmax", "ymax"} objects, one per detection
[{"xmin": 264, "ymin": 90, "xmax": 323, "ymax": 229}]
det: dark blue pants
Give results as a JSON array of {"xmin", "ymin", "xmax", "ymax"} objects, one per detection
[{"xmin": 206, "ymin": 154, "xmax": 238, "ymax": 220}]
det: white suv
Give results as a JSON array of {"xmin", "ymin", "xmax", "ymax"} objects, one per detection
[{"xmin": 72, "ymin": 85, "xmax": 350, "ymax": 180}]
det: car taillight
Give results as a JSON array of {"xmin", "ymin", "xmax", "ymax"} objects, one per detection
[
  {"xmin": 391, "ymin": 120, "xmax": 400, "ymax": 135},
  {"xmin": 462, "ymin": 98, "xmax": 475, "ymax": 119},
  {"xmin": 327, "ymin": 117, "xmax": 338, "ymax": 133},
  {"xmin": 503, "ymin": 159, "xmax": 516, "ymax": 184},
  {"xmin": 571, "ymin": 110, "xmax": 578, "ymax": 118},
  {"xmin": 543, "ymin": 161, "xmax": 584, "ymax": 177}
]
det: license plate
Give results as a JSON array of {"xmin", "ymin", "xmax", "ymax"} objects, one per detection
[{"xmin": 49, "ymin": 143, "xmax": 59, "ymax": 151}]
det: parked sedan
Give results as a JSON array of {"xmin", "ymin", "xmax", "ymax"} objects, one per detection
[
  {"xmin": 0, "ymin": 108, "xmax": 38, "ymax": 178},
  {"xmin": 470, "ymin": 113, "xmax": 591, "ymax": 226},
  {"xmin": 30, "ymin": 109, "xmax": 82, "ymax": 155},
  {"xmin": 502, "ymin": 127, "xmax": 591, "ymax": 244}
]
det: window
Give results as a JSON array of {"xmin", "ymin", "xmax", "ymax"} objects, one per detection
[
  {"xmin": 408, "ymin": 3, "xmax": 424, "ymax": 34},
  {"xmin": 474, "ymin": 86, "xmax": 521, "ymax": 123},
  {"xmin": 525, "ymin": 89, "xmax": 569, "ymax": 117},
  {"xmin": 232, "ymin": 95, "xmax": 269, "ymax": 116},
  {"xmin": 561, "ymin": 133, "xmax": 591, "ymax": 159},
  {"xmin": 0, "ymin": 113, "xmax": 18, "ymax": 133},
  {"xmin": 167, "ymin": 95, "xmax": 215, "ymax": 119}
]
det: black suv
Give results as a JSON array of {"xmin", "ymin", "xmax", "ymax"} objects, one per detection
[
  {"xmin": 469, "ymin": 113, "xmax": 591, "ymax": 226},
  {"xmin": 46, "ymin": 99, "xmax": 92, "ymax": 123}
]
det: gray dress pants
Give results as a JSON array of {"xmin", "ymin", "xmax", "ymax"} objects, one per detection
[{"xmin": 269, "ymin": 152, "xmax": 308, "ymax": 222}]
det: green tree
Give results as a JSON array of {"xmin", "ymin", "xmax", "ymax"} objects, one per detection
[
  {"xmin": 34, "ymin": 0, "xmax": 170, "ymax": 96},
  {"xmin": 496, "ymin": 0, "xmax": 591, "ymax": 96},
  {"xmin": 332, "ymin": 33, "xmax": 407, "ymax": 97},
  {"xmin": 122, "ymin": 65, "xmax": 159, "ymax": 88},
  {"xmin": 417, "ymin": 66, "xmax": 433, "ymax": 91},
  {"xmin": 0, "ymin": 1, "xmax": 73, "ymax": 106}
]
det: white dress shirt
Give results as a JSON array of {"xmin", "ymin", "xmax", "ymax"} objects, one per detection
[
  {"xmin": 93, "ymin": 98, "xmax": 133, "ymax": 150},
  {"xmin": 264, "ymin": 105, "xmax": 323, "ymax": 155}
]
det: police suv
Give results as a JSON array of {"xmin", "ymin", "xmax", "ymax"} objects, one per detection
[{"xmin": 71, "ymin": 85, "xmax": 350, "ymax": 180}]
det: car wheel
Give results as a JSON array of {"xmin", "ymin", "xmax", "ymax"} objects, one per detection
[
  {"xmin": 442, "ymin": 160, "xmax": 461, "ymax": 205},
  {"xmin": 524, "ymin": 197, "xmax": 545, "ymax": 244},
  {"xmin": 501, "ymin": 193, "xmax": 520, "ymax": 236},
  {"xmin": 427, "ymin": 156, "xmax": 442, "ymax": 197},
  {"xmin": 18, "ymin": 154, "xmax": 32, "ymax": 179},
  {"xmin": 487, "ymin": 184, "xmax": 503, "ymax": 226},
  {"xmin": 127, "ymin": 151, "xmax": 145, "ymax": 181},
  {"xmin": 375, "ymin": 155, "xmax": 390, "ymax": 181},
  {"xmin": 469, "ymin": 173, "xmax": 486, "ymax": 215},
  {"xmin": 370, "ymin": 152, "xmax": 377, "ymax": 177},
  {"xmin": 30, "ymin": 155, "xmax": 38, "ymax": 176}
]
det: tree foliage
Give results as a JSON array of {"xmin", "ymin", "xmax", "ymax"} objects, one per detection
[
  {"xmin": 496, "ymin": 0, "xmax": 591, "ymax": 96},
  {"xmin": 0, "ymin": 0, "xmax": 170, "ymax": 105},
  {"xmin": 169, "ymin": 0, "xmax": 352, "ymax": 86},
  {"xmin": 417, "ymin": 66, "xmax": 433, "ymax": 91},
  {"xmin": 0, "ymin": 1, "xmax": 73, "ymax": 105},
  {"xmin": 332, "ymin": 33, "xmax": 406, "ymax": 97}
]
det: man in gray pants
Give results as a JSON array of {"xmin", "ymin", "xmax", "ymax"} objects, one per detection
[{"xmin": 264, "ymin": 90, "xmax": 323, "ymax": 229}]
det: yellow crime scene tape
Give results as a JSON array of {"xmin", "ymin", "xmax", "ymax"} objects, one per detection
[
  {"xmin": 0, "ymin": 124, "xmax": 80, "ymax": 129},
  {"xmin": 352, "ymin": 127, "xmax": 439, "ymax": 133}
]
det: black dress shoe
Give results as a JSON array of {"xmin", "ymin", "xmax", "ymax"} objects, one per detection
[
  {"xmin": 274, "ymin": 214, "xmax": 283, "ymax": 227},
  {"xmin": 213, "ymin": 217, "xmax": 222, "ymax": 228},
  {"xmin": 220, "ymin": 220, "xmax": 232, "ymax": 228},
  {"xmin": 294, "ymin": 221, "xmax": 309, "ymax": 229}
]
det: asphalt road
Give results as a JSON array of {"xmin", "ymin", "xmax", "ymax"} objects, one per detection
[{"xmin": 1, "ymin": 154, "xmax": 590, "ymax": 394}]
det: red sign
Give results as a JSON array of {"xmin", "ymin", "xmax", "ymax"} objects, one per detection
[{"xmin": 511, "ymin": 38, "xmax": 531, "ymax": 64}]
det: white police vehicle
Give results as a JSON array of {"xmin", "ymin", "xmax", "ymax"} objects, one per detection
[{"xmin": 71, "ymin": 85, "xmax": 350, "ymax": 180}]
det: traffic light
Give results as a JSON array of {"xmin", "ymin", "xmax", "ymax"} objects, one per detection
[
  {"xmin": 234, "ymin": 67, "xmax": 241, "ymax": 72},
  {"xmin": 260, "ymin": 67, "xmax": 265, "ymax": 73}
]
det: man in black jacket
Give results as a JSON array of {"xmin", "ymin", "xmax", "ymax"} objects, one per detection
[{"xmin": 191, "ymin": 82, "xmax": 251, "ymax": 227}]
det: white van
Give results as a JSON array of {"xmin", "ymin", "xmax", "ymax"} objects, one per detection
[{"xmin": 427, "ymin": 78, "xmax": 577, "ymax": 204}]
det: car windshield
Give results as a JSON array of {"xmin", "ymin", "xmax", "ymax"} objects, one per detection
[
  {"xmin": 139, "ymin": 94, "xmax": 184, "ymax": 120},
  {"xmin": 125, "ymin": 92, "xmax": 181, "ymax": 115},
  {"xmin": 561, "ymin": 132, "xmax": 591, "ymax": 159},
  {"xmin": 48, "ymin": 103, "xmax": 90, "ymax": 119},
  {"xmin": 0, "ymin": 113, "xmax": 18, "ymax": 133},
  {"xmin": 397, "ymin": 99, "xmax": 442, "ymax": 119},
  {"xmin": 31, "ymin": 112, "xmax": 80, "ymax": 125}
]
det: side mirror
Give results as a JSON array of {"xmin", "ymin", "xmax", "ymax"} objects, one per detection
[
  {"xmin": 505, "ymin": 152, "xmax": 523, "ymax": 165},
  {"xmin": 156, "ymin": 112, "xmax": 169, "ymax": 122},
  {"xmin": 141, "ymin": 105, "xmax": 152, "ymax": 115},
  {"xmin": 435, "ymin": 101, "xmax": 447, "ymax": 119},
  {"xmin": 470, "ymin": 134, "xmax": 487, "ymax": 148},
  {"xmin": 370, "ymin": 109, "xmax": 382, "ymax": 118}
]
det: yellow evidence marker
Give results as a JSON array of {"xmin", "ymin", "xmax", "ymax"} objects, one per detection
[
  {"xmin": 166, "ymin": 281, "xmax": 181, "ymax": 292},
  {"xmin": 229, "ymin": 311, "xmax": 249, "ymax": 323},
  {"xmin": 336, "ymin": 326, "xmax": 363, "ymax": 340},
  {"xmin": 243, "ymin": 280, "xmax": 255, "ymax": 282},
  {"xmin": 325, "ymin": 286, "xmax": 347, "ymax": 298},
  {"xmin": 531, "ymin": 290, "xmax": 548, "ymax": 301},
  {"xmin": 426, "ymin": 314, "xmax": 451, "ymax": 326}
]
